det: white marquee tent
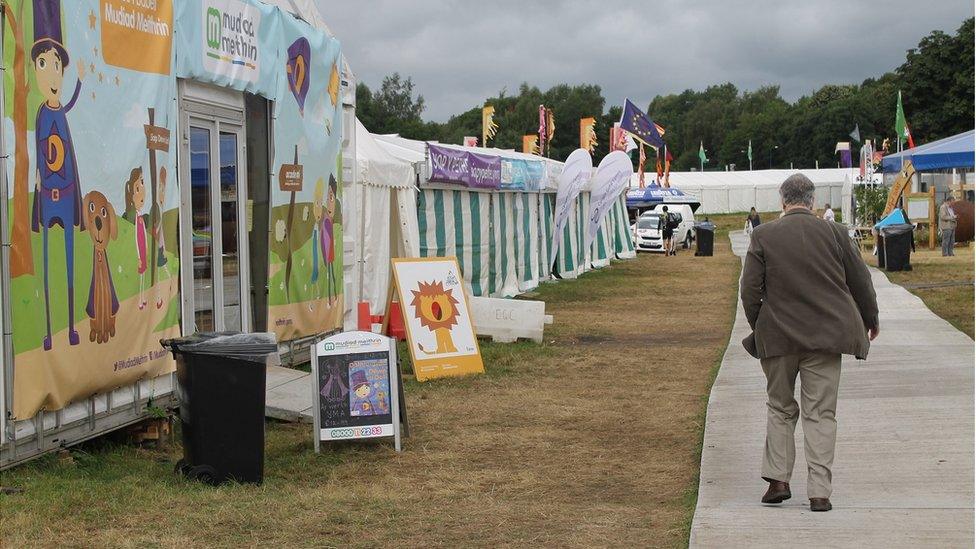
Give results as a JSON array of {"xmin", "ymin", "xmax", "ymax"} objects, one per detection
[{"xmin": 637, "ymin": 168, "xmax": 852, "ymax": 214}]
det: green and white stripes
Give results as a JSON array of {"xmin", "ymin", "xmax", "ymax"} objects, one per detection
[{"xmin": 418, "ymin": 187, "xmax": 634, "ymax": 298}]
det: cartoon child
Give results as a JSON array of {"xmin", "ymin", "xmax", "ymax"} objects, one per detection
[
  {"xmin": 312, "ymin": 176, "xmax": 339, "ymax": 306},
  {"xmin": 123, "ymin": 168, "xmax": 148, "ymax": 309},
  {"xmin": 349, "ymin": 370, "xmax": 376, "ymax": 417},
  {"xmin": 29, "ymin": 0, "xmax": 85, "ymax": 350},
  {"xmin": 151, "ymin": 167, "xmax": 171, "ymax": 309}
]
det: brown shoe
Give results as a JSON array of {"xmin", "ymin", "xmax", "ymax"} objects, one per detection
[
  {"xmin": 761, "ymin": 480, "xmax": 791, "ymax": 504},
  {"xmin": 810, "ymin": 498, "xmax": 832, "ymax": 512}
]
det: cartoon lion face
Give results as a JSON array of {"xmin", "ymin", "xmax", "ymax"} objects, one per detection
[{"xmin": 410, "ymin": 280, "xmax": 459, "ymax": 331}]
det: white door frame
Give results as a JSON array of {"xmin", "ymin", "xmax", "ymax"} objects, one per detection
[{"xmin": 178, "ymin": 80, "xmax": 251, "ymax": 333}]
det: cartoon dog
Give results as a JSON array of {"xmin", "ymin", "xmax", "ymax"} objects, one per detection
[{"xmin": 83, "ymin": 191, "xmax": 119, "ymax": 344}]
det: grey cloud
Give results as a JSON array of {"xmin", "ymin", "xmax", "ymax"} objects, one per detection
[{"xmin": 316, "ymin": 0, "xmax": 973, "ymax": 121}]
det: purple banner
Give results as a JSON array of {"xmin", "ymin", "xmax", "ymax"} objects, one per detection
[
  {"xmin": 468, "ymin": 152, "xmax": 502, "ymax": 189},
  {"xmin": 428, "ymin": 143, "xmax": 471, "ymax": 186},
  {"xmin": 427, "ymin": 143, "xmax": 501, "ymax": 189}
]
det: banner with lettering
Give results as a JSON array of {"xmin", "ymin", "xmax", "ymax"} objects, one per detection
[
  {"xmin": 265, "ymin": 12, "xmax": 344, "ymax": 341},
  {"xmin": 550, "ymin": 149, "xmax": 592, "ymax": 267},
  {"xmin": 585, "ymin": 151, "xmax": 633, "ymax": 251},
  {"xmin": 427, "ymin": 143, "xmax": 503, "ymax": 190},
  {"xmin": 174, "ymin": 0, "xmax": 281, "ymax": 97},
  {"xmin": 3, "ymin": 0, "xmax": 180, "ymax": 418}
]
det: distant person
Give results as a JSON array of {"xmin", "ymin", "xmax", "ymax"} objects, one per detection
[
  {"xmin": 659, "ymin": 205, "xmax": 678, "ymax": 256},
  {"xmin": 939, "ymin": 197, "xmax": 957, "ymax": 257},
  {"xmin": 740, "ymin": 174, "xmax": 879, "ymax": 513},
  {"xmin": 744, "ymin": 207, "xmax": 761, "ymax": 237},
  {"xmin": 823, "ymin": 203, "xmax": 835, "ymax": 223}
]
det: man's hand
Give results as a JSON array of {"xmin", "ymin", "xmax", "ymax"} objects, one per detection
[{"xmin": 869, "ymin": 326, "xmax": 880, "ymax": 341}]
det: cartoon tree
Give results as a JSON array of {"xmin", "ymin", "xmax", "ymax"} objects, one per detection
[{"xmin": 4, "ymin": 1, "xmax": 33, "ymax": 276}]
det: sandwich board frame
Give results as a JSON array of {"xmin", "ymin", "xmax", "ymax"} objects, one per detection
[
  {"xmin": 390, "ymin": 257, "xmax": 485, "ymax": 382},
  {"xmin": 312, "ymin": 331, "xmax": 403, "ymax": 452}
]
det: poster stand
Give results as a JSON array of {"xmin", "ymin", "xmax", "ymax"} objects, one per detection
[{"xmin": 311, "ymin": 331, "xmax": 405, "ymax": 452}]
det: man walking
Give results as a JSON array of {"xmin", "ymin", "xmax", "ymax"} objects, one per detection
[
  {"xmin": 740, "ymin": 174, "xmax": 879, "ymax": 512},
  {"xmin": 939, "ymin": 197, "xmax": 957, "ymax": 257},
  {"xmin": 659, "ymin": 205, "xmax": 677, "ymax": 256}
]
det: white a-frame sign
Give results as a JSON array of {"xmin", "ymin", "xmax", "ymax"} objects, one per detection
[{"xmin": 312, "ymin": 331, "xmax": 403, "ymax": 452}]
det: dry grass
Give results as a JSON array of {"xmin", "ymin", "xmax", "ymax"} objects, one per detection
[
  {"xmin": 863, "ymin": 245, "xmax": 975, "ymax": 338},
  {"xmin": 1, "ymin": 232, "xmax": 741, "ymax": 548}
]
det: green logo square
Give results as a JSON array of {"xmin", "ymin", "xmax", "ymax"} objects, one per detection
[{"xmin": 205, "ymin": 7, "xmax": 221, "ymax": 49}]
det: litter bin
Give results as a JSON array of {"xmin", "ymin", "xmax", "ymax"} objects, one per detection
[
  {"xmin": 876, "ymin": 232, "xmax": 886, "ymax": 269},
  {"xmin": 880, "ymin": 223, "xmax": 915, "ymax": 272},
  {"xmin": 162, "ymin": 332, "xmax": 278, "ymax": 485},
  {"xmin": 695, "ymin": 221, "xmax": 716, "ymax": 256}
]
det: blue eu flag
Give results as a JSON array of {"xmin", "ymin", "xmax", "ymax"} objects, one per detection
[{"xmin": 620, "ymin": 99, "xmax": 665, "ymax": 149}]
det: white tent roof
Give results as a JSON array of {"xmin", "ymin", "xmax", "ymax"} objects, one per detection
[{"xmin": 356, "ymin": 120, "xmax": 415, "ymax": 188}]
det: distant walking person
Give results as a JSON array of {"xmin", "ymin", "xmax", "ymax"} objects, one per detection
[
  {"xmin": 823, "ymin": 203, "xmax": 835, "ymax": 222},
  {"xmin": 939, "ymin": 197, "xmax": 957, "ymax": 257},
  {"xmin": 659, "ymin": 206, "xmax": 677, "ymax": 256},
  {"xmin": 740, "ymin": 174, "xmax": 879, "ymax": 513},
  {"xmin": 744, "ymin": 207, "xmax": 761, "ymax": 237}
]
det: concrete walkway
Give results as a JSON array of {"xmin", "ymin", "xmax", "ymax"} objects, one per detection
[{"xmin": 690, "ymin": 232, "xmax": 974, "ymax": 548}]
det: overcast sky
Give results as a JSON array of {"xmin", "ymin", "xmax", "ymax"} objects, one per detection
[{"xmin": 316, "ymin": 0, "xmax": 973, "ymax": 122}]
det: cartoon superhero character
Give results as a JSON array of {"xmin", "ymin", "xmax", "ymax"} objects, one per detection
[
  {"xmin": 123, "ymin": 168, "xmax": 149, "ymax": 309},
  {"xmin": 29, "ymin": 0, "xmax": 85, "ymax": 350},
  {"xmin": 311, "ymin": 176, "xmax": 339, "ymax": 306},
  {"xmin": 349, "ymin": 370, "xmax": 376, "ymax": 417}
]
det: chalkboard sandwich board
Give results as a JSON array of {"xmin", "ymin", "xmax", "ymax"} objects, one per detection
[{"xmin": 312, "ymin": 331, "xmax": 404, "ymax": 452}]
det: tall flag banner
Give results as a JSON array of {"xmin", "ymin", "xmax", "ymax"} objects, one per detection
[
  {"xmin": 482, "ymin": 105, "xmax": 498, "ymax": 146},
  {"xmin": 904, "ymin": 123, "xmax": 916, "ymax": 149},
  {"xmin": 610, "ymin": 122, "xmax": 636, "ymax": 153},
  {"xmin": 523, "ymin": 135, "xmax": 540, "ymax": 155},
  {"xmin": 580, "ymin": 117, "xmax": 598, "ymax": 152},
  {"xmin": 835, "ymin": 142, "xmax": 852, "ymax": 168},
  {"xmin": 538, "ymin": 105, "xmax": 548, "ymax": 155},
  {"xmin": 698, "ymin": 141, "xmax": 708, "ymax": 170},
  {"xmin": 747, "ymin": 140, "xmax": 753, "ymax": 170},
  {"xmin": 620, "ymin": 99, "xmax": 665, "ymax": 149},
  {"xmin": 894, "ymin": 91, "xmax": 907, "ymax": 148},
  {"xmin": 638, "ymin": 143, "xmax": 647, "ymax": 188},
  {"xmin": 664, "ymin": 146, "xmax": 673, "ymax": 187},
  {"xmin": 655, "ymin": 148, "xmax": 664, "ymax": 181},
  {"xmin": 463, "ymin": 136, "xmax": 478, "ymax": 147},
  {"xmin": 849, "ymin": 124, "xmax": 861, "ymax": 143},
  {"xmin": 546, "ymin": 108, "xmax": 555, "ymax": 156}
]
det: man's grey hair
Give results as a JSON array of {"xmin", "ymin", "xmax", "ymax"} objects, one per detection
[{"xmin": 780, "ymin": 174, "xmax": 816, "ymax": 208}]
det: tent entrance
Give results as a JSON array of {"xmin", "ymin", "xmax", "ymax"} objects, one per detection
[{"xmin": 178, "ymin": 81, "xmax": 251, "ymax": 333}]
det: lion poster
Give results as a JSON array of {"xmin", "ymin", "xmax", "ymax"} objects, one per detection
[{"xmin": 391, "ymin": 257, "xmax": 484, "ymax": 382}]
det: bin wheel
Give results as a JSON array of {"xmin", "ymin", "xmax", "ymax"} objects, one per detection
[
  {"xmin": 174, "ymin": 459, "xmax": 190, "ymax": 477},
  {"xmin": 186, "ymin": 464, "xmax": 218, "ymax": 485}
]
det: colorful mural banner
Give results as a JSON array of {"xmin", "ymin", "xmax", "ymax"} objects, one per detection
[
  {"xmin": 265, "ymin": 12, "xmax": 344, "ymax": 341},
  {"xmin": 174, "ymin": 0, "xmax": 282, "ymax": 97},
  {"xmin": 4, "ymin": 0, "xmax": 180, "ymax": 418}
]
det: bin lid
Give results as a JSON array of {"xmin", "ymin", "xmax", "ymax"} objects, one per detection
[
  {"xmin": 696, "ymin": 222, "xmax": 716, "ymax": 231},
  {"xmin": 880, "ymin": 223, "xmax": 915, "ymax": 236},
  {"xmin": 161, "ymin": 332, "xmax": 278, "ymax": 362}
]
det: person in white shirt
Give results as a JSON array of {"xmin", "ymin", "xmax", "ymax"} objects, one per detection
[{"xmin": 823, "ymin": 203, "xmax": 835, "ymax": 223}]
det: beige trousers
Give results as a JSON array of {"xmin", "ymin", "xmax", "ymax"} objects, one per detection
[{"xmin": 760, "ymin": 352, "xmax": 842, "ymax": 499}]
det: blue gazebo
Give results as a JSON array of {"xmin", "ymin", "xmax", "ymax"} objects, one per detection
[
  {"xmin": 625, "ymin": 185, "xmax": 702, "ymax": 212},
  {"xmin": 882, "ymin": 130, "xmax": 975, "ymax": 173}
]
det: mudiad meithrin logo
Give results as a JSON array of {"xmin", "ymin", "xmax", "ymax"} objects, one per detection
[{"xmin": 202, "ymin": 0, "xmax": 260, "ymax": 81}]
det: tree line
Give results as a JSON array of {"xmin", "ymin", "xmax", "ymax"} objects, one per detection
[{"xmin": 356, "ymin": 18, "xmax": 973, "ymax": 172}]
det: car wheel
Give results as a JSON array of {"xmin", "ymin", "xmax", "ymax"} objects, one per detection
[{"xmin": 683, "ymin": 232, "xmax": 692, "ymax": 249}]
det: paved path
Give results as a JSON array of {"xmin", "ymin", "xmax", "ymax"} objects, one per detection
[
  {"xmin": 690, "ymin": 232, "xmax": 974, "ymax": 548},
  {"xmin": 265, "ymin": 366, "xmax": 313, "ymax": 423}
]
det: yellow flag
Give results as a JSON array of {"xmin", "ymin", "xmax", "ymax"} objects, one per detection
[
  {"xmin": 482, "ymin": 105, "xmax": 499, "ymax": 146},
  {"xmin": 523, "ymin": 135, "xmax": 540, "ymax": 155},
  {"xmin": 580, "ymin": 117, "xmax": 598, "ymax": 152}
]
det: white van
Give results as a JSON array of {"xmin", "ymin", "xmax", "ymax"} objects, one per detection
[{"xmin": 631, "ymin": 204, "xmax": 697, "ymax": 251}]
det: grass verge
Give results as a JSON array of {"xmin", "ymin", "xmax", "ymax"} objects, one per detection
[{"xmin": 1, "ymin": 228, "xmax": 742, "ymax": 548}]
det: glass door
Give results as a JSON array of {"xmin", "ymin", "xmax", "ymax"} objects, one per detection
[{"xmin": 182, "ymin": 115, "xmax": 249, "ymax": 333}]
